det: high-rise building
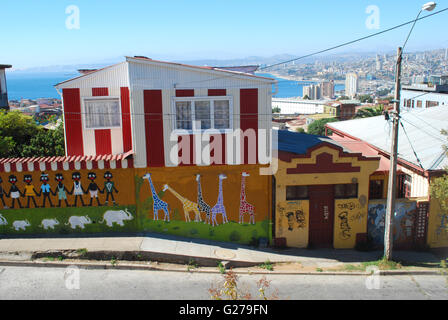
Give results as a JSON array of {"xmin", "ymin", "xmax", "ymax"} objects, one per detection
[
  {"xmin": 345, "ymin": 73, "xmax": 358, "ymax": 98},
  {"xmin": 375, "ymin": 54, "xmax": 382, "ymax": 71},
  {"xmin": 303, "ymin": 84, "xmax": 321, "ymax": 100},
  {"xmin": 0, "ymin": 64, "xmax": 12, "ymax": 110},
  {"xmin": 320, "ymin": 80, "xmax": 335, "ymax": 99}
]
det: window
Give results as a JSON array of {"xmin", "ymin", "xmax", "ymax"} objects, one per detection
[
  {"xmin": 398, "ymin": 174, "xmax": 412, "ymax": 198},
  {"xmin": 334, "ymin": 183, "xmax": 358, "ymax": 199},
  {"xmin": 369, "ymin": 180, "xmax": 384, "ymax": 199},
  {"xmin": 173, "ymin": 97, "xmax": 232, "ymax": 132},
  {"xmin": 416, "ymin": 100, "xmax": 422, "ymax": 108},
  {"xmin": 83, "ymin": 98, "xmax": 121, "ymax": 129},
  {"xmin": 286, "ymin": 186, "xmax": 309, "ymax": 200},
  {"xmin": 426, "ymin": 100, "xmax": 439, "ymax": 108}
]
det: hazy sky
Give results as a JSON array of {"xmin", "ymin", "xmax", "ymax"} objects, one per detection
[{"xmin": 2, "ymin": 0, "xmax": 448, "ymax": 69}]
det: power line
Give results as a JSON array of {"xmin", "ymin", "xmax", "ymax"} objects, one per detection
[{"xmin": 399, "ymin": 120, "xmax": 424, "ymax": 170}]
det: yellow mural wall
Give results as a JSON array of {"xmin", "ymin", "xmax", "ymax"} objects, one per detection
[
  {"xmin": 0, "ymin": 168, "xmax": 136, "ymax": 209},
  {"xmin": 134, "ymin": 165, "xmax": 271, "ymax": 224},
  {"xmin": 275, "ymin": 200, "xmax": 309, "ymax": 248},
  {"xmin": 275, "ymin": 145, "xmax": 379, "ymax": 249},
  {"xmin": 427, "ymin": 195, "xmax": 448, "ymax": 248}
]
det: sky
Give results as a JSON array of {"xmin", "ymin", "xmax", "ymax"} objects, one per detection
[{"xmin": 1, "ymin": 0, "xmax": 448, "ymax": 69}]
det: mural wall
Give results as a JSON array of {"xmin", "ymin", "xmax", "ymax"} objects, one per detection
[
  {"xmin": 334, "ymin": 198, "xmax": 368, "ymax": 248},
  {"xmin": 134, "ymin": 165, "xmax": 271, "ymax": 245},
  {"xmin": 0, "ymin": 168, "xmax": 137, "ymax": 235},
  {"xmin": 427, "ymin": 196, "xmax": 448, "ymax": 248},
  {"xmin": 367, "ymin": 199, "xmax": 417, "ymax": 248},
  {"xmin": 0, "ymin": 163, "xmax": 272, "ymax": 245},
  {"xmin": 275, "ymin": 200, "xmax": 309, "ymax": 248}
]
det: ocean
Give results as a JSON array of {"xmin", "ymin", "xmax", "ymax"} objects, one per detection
[{"xmin": 6, "ymin": 72, "xmax": 344, "ymax": 100}]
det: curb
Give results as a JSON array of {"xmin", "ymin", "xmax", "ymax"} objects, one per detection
[{"xmin": 0, "ymin": 259, "xmax": 443, "ymax": 276}]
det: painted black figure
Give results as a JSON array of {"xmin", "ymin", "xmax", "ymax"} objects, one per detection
[
  {"xmin": 40, "ymin": 173, "xmax": 54, "ymax": 208},
  {"xmin": 87, "ymin": 172, "xmax": 102, "ymax": 206},
  {"xmin": 23, "ymin": 174, "xmax": 39, "ymax": 208},
  {"xmin": 0, "ymin": 177, "xmax": 7, "ymax": 209},
  {"xmin": 55, "ymin": 173, "xmax": 71, "ymax": 207},
  {"xmin": 70, "ymin": 172, "xmax": 86, "ymax": 207},
  {"xmin": 102, "ymin": 171, "xmax": 118, "ymax": 206},
  {"xmin": 7, "ymin": 175, "xmax": 23, "ymax": 209}
]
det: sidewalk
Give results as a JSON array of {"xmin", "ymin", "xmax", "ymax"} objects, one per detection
[{"xmin": 0, "ymin": 233, "xmax": 443, "ymax": 271}]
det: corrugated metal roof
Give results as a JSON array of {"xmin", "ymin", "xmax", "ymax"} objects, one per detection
[{"xmin": 326, "ymin": 106, "xmax": 448, "ymax": 171}]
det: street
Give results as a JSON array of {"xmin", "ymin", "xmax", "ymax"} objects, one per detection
[{"xmin": 0, "ymin": 266, "xmax": 447, "ymax": 300}]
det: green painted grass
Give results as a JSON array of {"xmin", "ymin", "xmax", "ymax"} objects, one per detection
[
  {"xmin": 139, "ymin": 218, "xmax": 270, "ymax": 245},
  {"xmin": 0, "ymin": 205, "xmax": 138, "ymax": 235}
]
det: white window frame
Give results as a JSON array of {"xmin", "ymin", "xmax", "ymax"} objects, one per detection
[
  {"xmin": 171, "ymin": 96, "xmax": 233, "ymax": 134},
  {"xmin": 82, "ymin": 96, "xmax": 122, "ymax": 130}
]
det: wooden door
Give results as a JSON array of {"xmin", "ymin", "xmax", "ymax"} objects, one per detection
[{"xmin": 309, "ymin": 185, "xmax": 335, "ymax": 247}]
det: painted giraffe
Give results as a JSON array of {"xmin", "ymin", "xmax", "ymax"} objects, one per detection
[
  {"xmin": 239, "ymin": 172, "xmax": 255, "ymax": 224},
  {"xmin": 196, "ymin": 174, "xmax": 212, "ymax": 224},
  {"xmin": 142, "ymin": 173, "xmax": 170, "ymax": 221},
  {"xmin": 211, "ymin": 174, "xmax": 228, "ymax": 226},
  {"xmin": 163, "ymin": 184, "xmax": 202, "ymax": 222}
]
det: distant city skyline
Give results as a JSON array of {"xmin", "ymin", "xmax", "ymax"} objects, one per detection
[{"xmin": 2, "ymin": 0, "xmax": 448, "ymax": 69}]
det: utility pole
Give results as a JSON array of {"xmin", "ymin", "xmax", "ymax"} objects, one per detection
[{"xmin": 384, "ymin": 46, "xmax": 402, "ymax": 261}]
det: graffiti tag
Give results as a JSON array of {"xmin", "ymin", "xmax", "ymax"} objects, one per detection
[
  {"xmin": 338, "ymin": 211, "xmax": 351, "ymax": 240},
  {"xmin": 337, "ymin": 202, "xmax": 360, "ymax": 210}
]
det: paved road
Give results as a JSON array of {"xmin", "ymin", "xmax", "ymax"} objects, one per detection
[{"xmin": 0, "ymin": 266, "xmax": 447, "ymax": 300}]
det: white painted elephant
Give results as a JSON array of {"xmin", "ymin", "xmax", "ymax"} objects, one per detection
[
  {"xmin": 12, "ymin": 220, "xmax": 31, "ymax": 231},
  {"xmin": 99, "ymin": 209, "xmax": 133, "ymax": 227},
  {"xmin": 40, "ymin": 218, "xmax": 60, "ymax": 230},
  {"xmin": 0, "ymin": 214, "xmax": 7, "ymax": 226},
  {"xmin": 65, "ymin": 216, "xmax": 92, "ymax": 230}
]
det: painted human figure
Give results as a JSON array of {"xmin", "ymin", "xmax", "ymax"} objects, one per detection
[
  {"xmin": 0, "ymin": 177, "xmax": 7, "ymax": 209},
  {"xmin": 55, "ymin": 173, "xmax": 71, "ymax": 207},
  {"xmin": 102, "ymin": 171, "xmax": 118, "ymax": 206},
  {"xmin": 40, "ymin": 173, "xmax": 54, "ymax": 208},
  {"xmin": 7, "ymin": 175, "xmax": 23, "ymax": 209},
  {"xmin": 22, "ymin": 174, "xmax": 39, "ymax": 208},
  {"xmin": 70, "ymin": 172, "xmax": 86, "ymax": 207},
  {"xmin": 87, "ymin": 172, "xmax": 102, "ymax": 206}
]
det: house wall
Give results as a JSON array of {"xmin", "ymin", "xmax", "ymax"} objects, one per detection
[
  {"xmin": 427, "ymin": 177, "xmax": 448, "ymax": 248},
  {"xmin": 58, "ymin": 63, "xmax": 131, "ymax": 157},
  {"xmin": 127, "ymin": 60, "xmax": 273, "ymax": 168},
  {"xmin": 275, "ymin": 145, "xmax": 379, "ymax": 248}
]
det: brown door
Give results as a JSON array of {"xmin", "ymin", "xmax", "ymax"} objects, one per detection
[{"xmin": 309, "ymin": 185, "xmax": 335, "ymax": 247}]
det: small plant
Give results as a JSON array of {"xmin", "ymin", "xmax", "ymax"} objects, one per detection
[
  {"xmin": 57, "ymin": 256, "xmax": 65, "ymax": 261},
  {"xmin": 187, "ymin": 259, "xmax": 198, "ymax": 271},
  {"xmin": 76, "ymin": 248, "xmax": 88, "ymax": 257},
  {"xmin": 110, "ymin": 257, "xmax": 117, "ymax": 266},
  {"xmin": 362, "ymin": 257, "xmax": 402, "ymax": 270},
  {"xmin": 209, "ymin": 269, "xmax": 278, "ymax": 300},
  {"xmin": 259, "ymin": 260, "xmax": 274, "ymax": 271},
  {"xmin": 217, "ymin": 262, "xmax": 226, "ymax": 274},
  {"xmin": 43, "ymin": 256, "xmax": 55, "ymax": 261},
  {"xmin": 316, "ymin": 267, "xmax": 323, "ymax": 272}
]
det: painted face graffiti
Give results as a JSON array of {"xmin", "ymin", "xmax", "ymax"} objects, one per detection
[{"xmin": 338, "ymin": 211, "xmax": 351, "ymax": 240}]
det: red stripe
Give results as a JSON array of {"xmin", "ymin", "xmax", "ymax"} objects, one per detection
[
  {"xmin": 120, "ymin": 87, "xmax": 132, "ymax": 152},
  {"xmin": 143, "ymin": 90, "xmax": 165, "ymax": 167},
  {"xmin": 62, "ymin": 88, "xmax": 84, "ymax": 156},
  {"xmin": 177, "ymin": 134, "xmax": 194, "ymax": 166},
  {"xmin": 240, "ymin": 89, "xmax": 258, "ymax": 164},
  {"xmin": 127, "ymin": 158, "xmax": 134, "ymax": 168},
  {"xmin": 10, "ymin": 163, "xmax": 16, "ymax": 172},
  {"xmin": 33, "ymin": 162, "xmax": 39, "ymax": 171},
  {"xmin": 57, "ymin": 162, "xmax": 63, "ymax": 171},
  {"xmin": 95, "ymin": 129, "xmax": 112, "ymax": 155},
  {"xmin": 208, "ymin": 89, "xmax": 226, "ymax": 96},
  {"xmin": 0, "ymin": 163, "xmax": 3, "ymax": 172},
  {"xmin": 176, "ymin": 89, "xmax": 194, "ymax": 97},
  {"xmin": 92, "ymin": 87, "xmax": 109, "ymax": 96}
]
